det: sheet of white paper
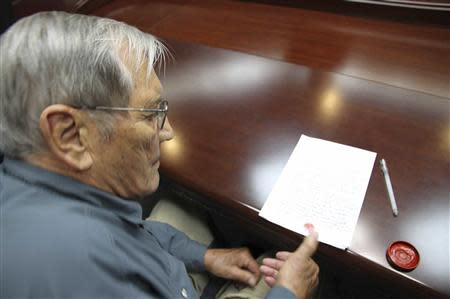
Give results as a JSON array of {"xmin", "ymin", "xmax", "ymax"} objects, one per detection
[{"xmin": 259, "ymin": 135, "xmax": 377, "ymax": 250}]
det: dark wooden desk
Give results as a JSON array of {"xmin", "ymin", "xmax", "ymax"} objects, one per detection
[
  {"xmin": 158, "ymin": 40, "xmax": 449, "ymax": 298},
  {"xmin": 94, "ymin": 0, "xmax": 450, "ymax": 98}
]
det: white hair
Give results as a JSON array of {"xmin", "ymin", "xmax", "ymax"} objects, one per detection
[{"xmin": 0, "ymin": 11, "xmax": 167, "ymax": 158}]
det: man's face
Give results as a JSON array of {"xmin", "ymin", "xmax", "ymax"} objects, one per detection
[{"xmin": 90, "ymin": 68, "xmax": 174, "ymax": 199}]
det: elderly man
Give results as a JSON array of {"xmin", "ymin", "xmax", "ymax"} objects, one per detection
[{"xmin": 0, "ymin": 12, "xmax": 319, "ymax": 299}]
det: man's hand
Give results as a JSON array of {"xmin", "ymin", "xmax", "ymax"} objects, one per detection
[
  {"xmin": 204, "ymin": 247, "xmax": 260, "ymax": 287},
  {"xmin": 260, "ymin": 232, "xmax": 319, "ymax": 299}
]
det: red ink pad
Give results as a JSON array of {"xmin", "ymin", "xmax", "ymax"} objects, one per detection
[{"xmin": 386, "ymin": 241, "xmax": 420, "ymax": 272}]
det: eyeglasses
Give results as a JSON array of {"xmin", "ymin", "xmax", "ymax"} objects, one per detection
[{"xmin": 94, "ymin": 100, "xmax": 169, "ymax": 129}]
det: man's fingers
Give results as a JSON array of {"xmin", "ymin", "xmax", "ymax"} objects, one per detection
[
  {"xmin": 230, "ymin": 267, "xmax": 259, "ymax": 287},
  {"xmin": 263, "ymin": 275, "xmax": 277, "ymax": 287},
  {"xmin": 262, "ymin": 257, "xmax": 284, "ymax": 270},
  {"xmin": 260, "ymin": 265, "xmax": 278, "ymax": 278},
  {"xmin": 244, "ymin": 256, "xmax": 261, "ymax": 277},
  {"xmin": 295, "ymin": 231, "xmax": 319, "ymax": 258},
  {"xmin": 275, "ymin": 251, "xmax": 291, "ymax": 261}
]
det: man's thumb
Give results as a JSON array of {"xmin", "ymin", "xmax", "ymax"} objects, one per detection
[{"xmin": 295, "ymin": 231, "xmax": 319, "ymax": 258}]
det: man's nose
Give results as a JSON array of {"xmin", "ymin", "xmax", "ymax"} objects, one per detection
[{"xmin": 159, "ymin": 117, "xmax": 174, "ymax": 142}]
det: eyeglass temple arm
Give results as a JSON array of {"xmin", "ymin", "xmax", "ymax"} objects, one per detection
[{"xmin": 94, "ymin": 107, "xmax": 167, "ymax": 112}]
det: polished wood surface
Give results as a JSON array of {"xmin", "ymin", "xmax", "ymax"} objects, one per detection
[
  {"xmin": 10, "ymin": 0, "xmax": 110, "ymax": 17},
  {"xmin": 156, "ymin": 40, "xmax": 449, "ymax": 298},
  {"xmin": 94, "ymin": 0, "xmax": 450, "ymax": 99},
  {"xmin": 92, "ymin": 1, "xmax": 449, "ymax": 297},
  {"xmin": 344, "ymin": 0, "xmax": 450, "ymax": 10}
]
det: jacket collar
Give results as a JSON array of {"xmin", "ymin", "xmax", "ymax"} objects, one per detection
[{"xmin": 2, "ymin": 158, "xmax": 144, "ymax": 225}]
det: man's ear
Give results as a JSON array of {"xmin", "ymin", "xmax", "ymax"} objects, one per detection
[{"xmin": 39, "ymin": 104, "xmax": 93, "ymax": 170}]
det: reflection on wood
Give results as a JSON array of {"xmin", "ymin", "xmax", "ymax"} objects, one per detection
[
  {"xmin": 11, "ymin": 0, "xmax": 111, "ymax": 17},
  {"xmin": 93, "ymin": 0, "xmax": 450, "ymax": 98},
  {"xmin": 346, "ymin": 0, "xmax": 450, "ymax": 10}
]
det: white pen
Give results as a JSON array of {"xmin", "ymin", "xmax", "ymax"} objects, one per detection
[{"xmin": 380, "ymin": 158, "xmax": 399, "ymax": 217}]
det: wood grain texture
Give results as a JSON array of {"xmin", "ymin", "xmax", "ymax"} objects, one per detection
[
  {"xmin": 11, "ymin": 0, "xmax": 110, "ymax": 17},
  {"xmin": 93, "ymin": 0, "xmax": 191, "ymax": 31},
  {"xmin": 157, "ymin": 40, "xmax": 449, "ymax": 298},
  {"xmin": 90, "ymin": 1, "xmax": 450, "ymax": 297},
  {"xmin": 93, "ymin": 0, "xmax": 450, "ymax": 98}
]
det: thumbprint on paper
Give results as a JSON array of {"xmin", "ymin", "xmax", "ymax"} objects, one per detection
[{"xmin": 304, "ymin": 223, "xmax": 315, "ymax": 234}]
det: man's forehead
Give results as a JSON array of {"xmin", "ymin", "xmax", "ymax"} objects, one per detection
[
  {"xmin": 143, "ymin": 96, "xmax": 162, "ymax": 108},
  {"xmin": 120, "ymin": 48, "xmax": 161, "ymax": 89},
  {"xmin": 151, "ymin": 74, "xmax": 163, "ymax": 94},
  {"xmin": 136, "ymin": 69, "xmax": 164, "ymax": 107},
  {"xmin": 146, "ymin": 77, "xmax": 163, "ymax": 101}
]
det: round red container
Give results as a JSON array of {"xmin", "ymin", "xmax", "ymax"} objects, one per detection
[{"xmin": 386, "ymin": 241, "xmax": 420, "ymax": 272}]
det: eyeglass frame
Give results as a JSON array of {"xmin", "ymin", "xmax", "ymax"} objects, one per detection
[{"xmin": 93, "ymin": 100, "xmax": 169, "ymax": 130}]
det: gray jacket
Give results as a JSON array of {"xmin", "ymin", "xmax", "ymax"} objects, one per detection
[{"xmin": 0, "ymin": 159, "xmax": 295, "ymax": 299}]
